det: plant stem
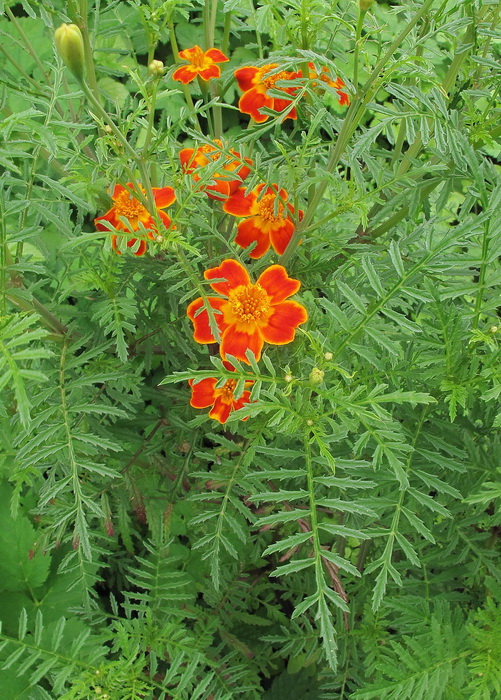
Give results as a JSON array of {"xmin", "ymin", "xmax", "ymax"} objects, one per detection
[
  {"xmin": 280, "ymin": 0, "xmax": 436, "ymax": 266},
  {"xmin": 353, "ymin": 9, "xmax": 366, "ymax": 90}
]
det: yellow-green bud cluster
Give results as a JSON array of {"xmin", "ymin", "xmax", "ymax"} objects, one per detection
[{"xmin": 309, "ymin": 367, "xmax": 324, "ymax": 385}]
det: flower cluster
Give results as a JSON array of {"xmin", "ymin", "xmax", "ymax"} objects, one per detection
[{"xmin": 92, "ymin": 46, "xmax": 347, "ymax": 420}]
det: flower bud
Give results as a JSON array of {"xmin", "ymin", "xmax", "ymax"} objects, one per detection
[
  {"xmin": 149, "ymin": 59, "xmax": 164, "ymax": 77},
  {"xmin": 309, "ymin": 367, "xmax": 324, "ymax": 385},
  {"xmin": 360, "ymin": 0, "xmax": 375, "ymax": 11},
  {"xmin": 324, "ymin": 352, "xmax": 333, "ymax": 361},
  {"xmin": 489, "ymin": 325, "xmax": 498, "ymax": 334},
  {"xmin": 54, "ymin": 23, "xmax": 85, "ymax": 82},
  {"xmin": 284, "ymin": 373, "xmax": 293, "ymax": 383}
]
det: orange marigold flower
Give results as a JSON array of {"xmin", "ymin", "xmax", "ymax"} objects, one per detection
[
  {"xmin": 187, "ymin": 259, "xmax": 308, "ymax": 363},
  {"xmin": 173, "ymin": 45, "xmax": 229, "ymax": 84},
  {"xmin": 234, "ymin": 63, "xmax": 301, "ymax": 123},
  {"xmin": 94, "ymin": 183, "xmax": 175, "ymax": 256},
  {"xmin": 306, "ymin": 63, "xmax": 350, "ymax": 106},
  {"xmin": 179, "ymin": 140, "xmax": 253, "ymax": 201},
  {"xmin": 189, "ymin": 361, "xmax": 253, "ymax": 423},
  {"xmin": 223, "ymin": 184, "xmax": 303, "ymax": 259}
]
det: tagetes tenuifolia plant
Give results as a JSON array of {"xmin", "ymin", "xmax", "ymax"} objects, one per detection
[
  {"xmin": 187, "ymin": 259, "xmax": 307, "ymax": 363},
  {"xmin": 173, "ymin": 45, "xmax": 229, "ymax": 84},
  {"xmin": 234, "ymin": 63, "xmax": 301, "ymax": 123},
  {"xmin": 224, "ymin": 183, "xmax": 303, "ymax": 258},
  {"xmin": 189, "ymin": 361, "xmax": 253, "ymax": 423},
  {"xmin": 179, "ymin": 140, "xmax": 252, "ymax": 201},
  {"xmin": 94, "ymin": 183, "xmax": 176, "ymax": 256}
]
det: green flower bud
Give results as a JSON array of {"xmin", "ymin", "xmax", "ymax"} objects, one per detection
[
  {"xmin": 309, "ymin": 367, "xmax": 324, "ymax": 385},
  {"xmin": 54, "ymin": 23, "xmax": 85, "ymax": 82},
  {"xmin": 324, "ymin": 351, "xmax": 333, "ymax": 361},
  {"xmin": 360, "ymin": 0, "xmax": 375, "ymax": 11},
  {"xmin": 148, "ymin": 59, "xmax": 164, "ymax": 77}
]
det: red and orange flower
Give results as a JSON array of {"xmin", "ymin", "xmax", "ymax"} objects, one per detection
[
  {"xmin": 223, "ymin": 183, "xmax": 302, "ymax": 259},
  {"xmin": 179, "ymin": 140, "xmax": 253, "ymax": 201},
  {"xmin": 234, "ymin": 63, "xmax": 301, "ymax": 123},
  {"xmin": 187, "ymin": 259, "xmax": 307, "ymax": 363},
  {"xmin": 189, "ymin": 361, "xmax": 253, "ymax": 423},
  {"xmin": 173, "ymin": 45, "xmax": 229, "ymax": 84},
  {"xmin": 94, "ymin": 183, "xmax": 175, "ymax": 256},
  {"xmin": 307, "ymin": 63, "xmax": 350, "ymax": 106}
]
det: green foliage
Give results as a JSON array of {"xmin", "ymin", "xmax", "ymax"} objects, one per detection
[{"xmin": 0, "ymin": 0, "xmax": 500, "ymax": 697}]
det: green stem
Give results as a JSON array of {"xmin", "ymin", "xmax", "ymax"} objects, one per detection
[
  {"xmin": 280, "ymin": 0, "xmax": 435, "ymax": 266},
  {"xmin": 353, "ymin": 10, "xmax": 366, "ymax": 90},
  {"xmin": 75, "ymin": 0, "xmax": 101, "ymax": 105}
]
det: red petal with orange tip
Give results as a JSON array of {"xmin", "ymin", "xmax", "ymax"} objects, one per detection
[
  {"xmin": 179, "ymin": 148, "xmax": 196, "ymax": 172},
  {"xmin": 153, "ymin": 186, "xmax": 176, "ymax": 209},
  {"xmin": 205, "ymin": 48, "xmax": 229, "ymax": 63},
  {"xmin": 234, "ymin": 218, "xmax": 271, "ymax": 259},
  {"xmin": 186, "ymin": 296, "xmax": 228, "ymax": 343},
  {"xmin": 239, "ymin": 87, "xmax": 271, "ymax": 123},
  {"xmin": 234, "ymin": 66, "xmax": 260, "ymax": 91},
  {"xmin": 260, "ymin": 300, "xmax": 307, "ymax": 344},
  {"xmin": 204, "ymin": 258, "xmax": 250, "ymax": 296},
  {"xmin": 257, "ymin": 265, "xmax": 301, "ymax": 303},
  {"xmin": 199, "ymin": 64, "xmax": 221, "ymax": 81},
  {"xmin": 223, "ymin": 187, "xmax": 257, "ymax": 217},
  {"xmin": 269, "ymin": 218, "xmax": 295, "ymax": 256},
  {"xmin": 209, "ymin": 396, "xmax": 232, "ymax": 424},
  {"xmin": 221, "ymin": 326, "xmax": 264, "ymax": 364},
  {"xmin": 95, "ymin": 209, "xmax": 119, "ymax": 231},
  {"xmin": 189, "ymin": 377, "xmax": 217, "ymax": 408},
  {"xmin": 172, "ymin": 65, "xmax": 197, "ymax": 84}
]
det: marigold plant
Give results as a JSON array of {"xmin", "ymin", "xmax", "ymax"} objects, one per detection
[{"xmin": 0, "ymin": 0, "xmax": 500, "ymax": 698}]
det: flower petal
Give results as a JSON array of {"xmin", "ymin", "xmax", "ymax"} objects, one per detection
[
  {"xmin": 206, "ymin": 181, "xmax": 230, "ymax": 201},
  {"xmin": 95, "ymin": 210, "xmax": 119, "ymax": 231},
  {"xmin": 260, "ymin": 300, "xmax": 308, "ymax": 344},
  {"xmin": 205, "ymin": 48, "xmax": 229, "ymax": 63},
  {"xmin": 257, "ymin": 265, "xmax": 301, "ymax": 303},
  {"xmin": 204, "ymin": 259, "xmax": 250, "ymax": 296},
  {"xmin": 223, "ymin": 187, "xmax": 257, "ymax": 217},
  {"xmin": 189, "ymin": 377, "xmax": 217, "ymax": 408},
  {"xmin": 111, "ymin": 183, "xmax": 129, "ymax": 200},
  {"xmin": 221, "ymin": 326, "xmax": 264, "ymax": 364},
  {"xmin": 179, "ymin": 148, "xmax": 196, "ymax": 172},
  {"xmin": 173, "ymin": 65, "xmax": 197, "ymax": 84},
  {"xmin": 199, "ymin": 64, "xmax": 221, "ymax": 81},
  {"xmin": 178, "ymin": 46, "xmax": 201, "ymax": 61},
  {"xmin": 187, "ymin": 296, "xmax": 228, "ymax": 343},
  {"xmin": 234, "ymin": 66, "xmax": 260, "ymax": 92},
  {"xmin": 234, "ymin": 218, "xmax": 271, "ymax": 259},
  {"xmin": 209, "ymin": 396, "xmax": 232, "ymax": 423},
  {"xmin": 269, "ymin": 218, "xmax": 295, "ymax": 255},
  {"xmin": 272, "ymin": 98, "xmax": 297, "ymax": 120},
  {"xmin": 153, "ymin": 186, "xmax": 176, "ymax": 209},
  {"xmin": 239, "ymin": 87, "xmax": 271, "ymax": 123}
]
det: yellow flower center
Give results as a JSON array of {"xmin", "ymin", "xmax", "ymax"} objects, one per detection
[
  {"xmin": 218, "ymin": 378, "xmax": 237, "ymax": 402},
  {"xmin": 228, "ymin": 284, "xmax": 271, "ymax": 323},
  {"xmin": 114, "ymin": 190, "xmax": 148, "ymax": 220},
  {"xmin": 257, "ymin": 193, "xmax": 285, "ymax": 223},
  {"xmin": 262, "ymin": 66, "xmax": 292, "ymax": 91},
  {"xmin": 190, "ymin": 46, "xmax": 207, "ymax": 68},
  {"xmin": 200, "ymin": 144, "xmax": 221, "ymax": 161}
]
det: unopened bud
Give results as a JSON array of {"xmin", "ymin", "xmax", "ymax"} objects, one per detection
[
  {"xmin": 309, "ymin": 367, "xmax": 324, "ymax": 385},
  {"xmin": 149, "ymin": 59, "xmax": 164, "ymax": 77},
  {"xmin": 155, "ymin": 234, "xmax": 163, "ymax": 242},
  {"xmin": 306, "ymin": 419, "xmax": 314, "ymax": 426},
  {"xmin": 284, "ymin": 373, "xmax": 293, "ymax": 383},
  {"xmin": 324, "ymin": 352, "xmax": 333, "ymax": 361},
  {"xmin": 54, "ymin": 24, "xmax": 85, "ymax": 82},
  {"xmin": 359, "ymin": 0, "xmax": 375, "ymax": 11},
  {"xmin": 489, "ymin": 325, "xmax": 498, "ymax": 334}
]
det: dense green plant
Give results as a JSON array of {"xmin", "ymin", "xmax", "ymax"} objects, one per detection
[{"xmin": 0, "ymin": 0, "xmax": 500, "ymax": 697}]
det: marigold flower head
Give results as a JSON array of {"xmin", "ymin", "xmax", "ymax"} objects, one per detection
[
  {"xmin": 223, "ymin": 183, "xmax": 303, "ymax": 259},
  {"xmin": 179, "ymin": 140, "xmax": 252, "ymax": 201},
  {"xmin": 173, "ymin": 45, "xmax": 229, "ymax": 84},
  {"xmin": 306, "ymin": 63, "xmax": 350, "ymax": 106},
  {"xmin": 94, "ymin": 183, "xmax": 175, "ymax": 256},
  {"xmin": 189, "ymin": 361, "xmax": 253, "ymax": 423},
  {"xmin": 187, "ymin": 259, "xmax": 307, "ymax": 364},
  {"xmin": 234, "ymin": 63, "xmax": 301, "ymax": 123}
]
